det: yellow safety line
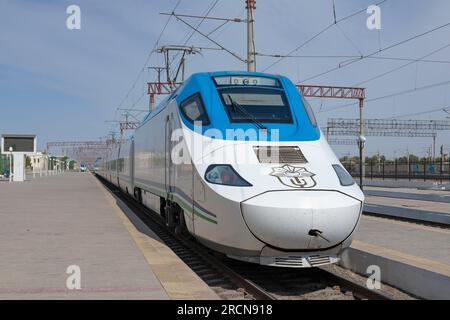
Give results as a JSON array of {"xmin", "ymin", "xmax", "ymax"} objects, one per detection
[{"xmin": 92, "ymin": 175, "xmax": 219, "ymax": 300}]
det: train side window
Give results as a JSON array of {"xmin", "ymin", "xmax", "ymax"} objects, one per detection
[
  {"xmin": 301, "ymin": 95, "xmax": 317, "ymax": 127},
  {"xmin": 180, "ymin": 94, "xmax": 210, "ymax": 125}
]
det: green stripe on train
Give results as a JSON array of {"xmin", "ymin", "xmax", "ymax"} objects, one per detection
[{"xmin": 135, "ymin": 182, "xmax": 217, "ymax": 224}]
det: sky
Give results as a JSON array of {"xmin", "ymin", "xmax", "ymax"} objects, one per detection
[{"xmin": 1, "ymin": 0, "xmax": 450, "ymax": 158}]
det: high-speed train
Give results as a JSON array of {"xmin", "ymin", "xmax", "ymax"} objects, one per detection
[{"xmin": 98, "ymin": 71, "xmax": 364, "ymax": 268}]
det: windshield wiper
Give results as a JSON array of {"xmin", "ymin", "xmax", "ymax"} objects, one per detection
[{"xmin": 227, "ymin": 95, "xmax": 268, "ymax": 131}]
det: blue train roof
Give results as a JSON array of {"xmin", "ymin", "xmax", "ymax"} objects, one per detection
[
  {"xmin": 140, "ymin": 71, "xmax": 321, "ymax": 142},
  {"xmin": 201, "ymin": 70, "xmax": 282, "ymax": 77}
]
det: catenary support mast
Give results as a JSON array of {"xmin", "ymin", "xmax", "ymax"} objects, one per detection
[{"xmin": 246, "ymin": 0, "xmax": 256, "ymax": 72}]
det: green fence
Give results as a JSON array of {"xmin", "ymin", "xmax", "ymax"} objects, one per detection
[{"xmin": 0, "ymin": 154, "xmax": 11, "ymax": 174}]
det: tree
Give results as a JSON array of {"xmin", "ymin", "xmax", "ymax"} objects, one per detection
[
  {"xmin": 397, "ymin": 156, "xmax": 407, "ymax": 164},
  {"xmin": 409, "ymin": 154, "xmax": 419, "ymax": 163},
  {"xmin": 25, "ymin": 156, "xmax": 32, "ymax": 168}
]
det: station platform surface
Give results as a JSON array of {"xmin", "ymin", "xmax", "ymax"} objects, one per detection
[
  {"xmin": 364, "ymin": 186, "xmax": 450, "ymax": 203},
  {"xmin": 362, "ymin": 186, "xmax": 450, "ymax": 226},
  {"xmin": 342, "ymin": 214, "xmax": 450, "ymax": 299},
  {"xmin": 363, "ymin": 178, "xmax": 450, "ymax": 189},
  {"xmin": 365, "ymin": 195, "xmax": 450, "ymax": 215},
  {"xmin": 0, "ymin": 173, "xmax": 218, "ymax": 299},
  {"xmin": 354, "ymin": 215, "xmax": 449, "ymax": 266}
]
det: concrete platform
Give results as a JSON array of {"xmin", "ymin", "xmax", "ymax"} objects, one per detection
[
  {"xmin": 340, "ymin": 215, "xmax": 450, "ymax": 299},
  {"xmin": 365, "ymin": 186, "xmax": 450, "ymax": 203},
  {"xmin": 364, "ymin": 193, "xmax": 450, "ymax": 225},
  {"xmin": 363, "ymin": 179, "xmax": 450, "ymax": 190},
  {"xmin": 0, "ymin": 172, "xmax": 218, "ymax": 300}
]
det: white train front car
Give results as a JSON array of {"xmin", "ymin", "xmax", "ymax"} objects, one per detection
[{"xmin": 102, "ymin": 71, "xmax": 364, "ymax": 268}]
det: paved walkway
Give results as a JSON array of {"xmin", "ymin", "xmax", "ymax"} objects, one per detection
[
  {"xmin": 364, "ymin": 186, "xmax": 450, "ymax": 203},
  {"xmin": 363, "ymin": 187, "xmax": 450, "ymax": 225},
  {"xmin": 0, "ymin": 173, "xmax": 217, "ymax": 299},
  {"xmin": 354, "ymin": 215, "xmax": 450, "ymax": 271},
  {"xmin": 344, "ymin": 215, "xmax": 450, "ymax": 299}
]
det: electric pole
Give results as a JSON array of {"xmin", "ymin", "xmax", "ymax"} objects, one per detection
[
  {"xmin": 358, "ymin": 98, "xmax": 365, "ymax": 190},
  {"xmin": 148, "ymin": 66, "xmax": 167, "ymax": 112},
  {"xmin": 432, "ymin": 134, "xmax": 436, "ymax": 161},
  {"xmin": 246, "ymin": 0, "xmax": 256, "ymax": 72}
]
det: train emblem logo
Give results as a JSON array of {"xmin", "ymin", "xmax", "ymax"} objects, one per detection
[{"xmin": 270, "ymin": 164, "xmax": 317, "ymax": 188}]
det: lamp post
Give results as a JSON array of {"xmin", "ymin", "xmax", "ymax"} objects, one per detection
[
  {"xmin": 358, "ymin": 135, "xmax": 366, "ymax": 190},
  {"xmin": 8, "ymin": 146, "xmax": 13, "ymax": 182}
]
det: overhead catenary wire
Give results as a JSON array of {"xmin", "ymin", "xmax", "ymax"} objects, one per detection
[
  {"xmin": 119, "ymin": 1, "xmax": 226, "ymax": 126},
  {"xmin": 206, "ymin": 19, "xmax": 232, "ymax": 37},
  {"xmin": 299, "ymin": 20, "xmax": 450, "ymax": 83},
  {"xmin": 256, "ymin": 52, "xmax": 450, "ymax": 64},
  {"xmin": 261, "ymin": 0, "xmax": 389, "ymax": 72},
  {"xmin": 366, "ymin": 56, "xmax": 450, "ymax": 64},
  {"xmin": 121, "ymin": 0, "xmax": 182, "ymax": 109},
  {"xmin": 110, "ymin": 1, "xmax": 450, "ymax": 145},
  {"xmin": 305, "ymin": 43, "xmax": 450, "ymax": 108},
  {"xmin": 160, "ymin": 12, "xmax": 244, "ymax": 23},
  {"xmin": 110, "ymin": 0, "xmax": 183, "ymax": 131},
  {"xmin": 169, "ymin": 13, "xmax": 246, "ymax": 63},
  {"xmin": 382, "ymin": 105, "xmax": 450, "ymax": 119},
  {"xmin": 168, "ymin": 0, "xmax": 221, "ymax": 79},
  {"xmin": 318, "ymin": 79, "xmax": 450, "ymax": 113},
  {"xmin": 335, "ymin": 23, "xmax": 364, "ymax": 57},
  {"xmin": 211, "ymin": 8, "xmax": 246, "ymax": 41},
  {"xmin": 129, "ymin": 1, "xmax": 223, "ymax": 117},
  {"xmin": 354, "ymin": 43, "xmax": 450, "ymax": 86}
]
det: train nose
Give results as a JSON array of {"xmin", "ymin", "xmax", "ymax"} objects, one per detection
[{"xmin": 241, "ymin": 191, "xmax": 362, "ymax": 250}]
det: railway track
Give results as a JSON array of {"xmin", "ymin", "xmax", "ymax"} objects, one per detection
[{"xmin": 97, "ymin": 174, "xmax": 392, "ymax": 300}]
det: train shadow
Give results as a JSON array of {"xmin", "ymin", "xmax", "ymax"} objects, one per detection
[
  {"xmin": 114, "ymin": 197, "xmax": 166, "ymax": 245},
  {"xmin": 97, "ymin": 175, "xmax": 344, "ymax": 299}
]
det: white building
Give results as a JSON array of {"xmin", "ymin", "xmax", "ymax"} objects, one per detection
[{"xmin": 29, "ymin": 152, "xmax": 47, "ymax": 171}]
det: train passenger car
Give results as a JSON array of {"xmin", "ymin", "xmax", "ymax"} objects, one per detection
[{"xmin": 99, "ymin": 71, "xmax": 364, "ymax": 267}]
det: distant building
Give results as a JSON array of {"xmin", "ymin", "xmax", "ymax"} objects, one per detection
[{"xmin": 29, "ymin": 152, "xmax": 47, "ymax": 171}]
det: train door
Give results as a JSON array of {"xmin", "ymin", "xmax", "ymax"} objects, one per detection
[
  {"xmin": 116, "ymin": 145, "xmax": 121, "ymax": 187},
  {"xmin": 165, "ymin": 111, "xmax": 195, "ymax": 234},
  {"xmin": 129, "ymin": 140, "xmax": 135, "ymax": 193},
  {"xmin": 165, "ymin": 114, "xmax": 174, "ymax": 195}
]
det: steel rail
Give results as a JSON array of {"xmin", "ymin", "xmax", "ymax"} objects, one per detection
[
  {"xmin": 96, "ymin": 174, "xmax": 275, "ymax": 300},
  {"xmin": 97, "ymin": 174, "xmax": 394, "ymax": 300},
  {"xmin": 317, "ymin": 268, "xmax": 392, "ymax": 300}
]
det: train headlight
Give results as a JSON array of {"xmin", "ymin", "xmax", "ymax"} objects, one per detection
[
  {"xmin": 332, "ymin": 164, "xmax": 355, "ymax": 186},
  {"xmin": 205, "ymin": 165, "xmax": 252, "ymax": 187}
]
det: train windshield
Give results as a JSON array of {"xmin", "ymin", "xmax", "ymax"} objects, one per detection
[{"xmin": 219, "ymin": 88, "xmax": 293, "ymax": 123}]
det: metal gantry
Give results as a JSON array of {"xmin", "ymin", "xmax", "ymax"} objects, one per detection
[
  {"xmin": 46, "ymin": 140, "xmax": 113, "ymax": 164},
  {"xmin": 147, "ymin": 81, "xmax": 179, "ymax": 95},
  {"xmin": 327, "ymin": 118, "xmax": 450, "ymax": 130},
  {"xmin": 46, "ymin": 141, "xmax": 105, "ymax": 150},
  {"xmin": 326, "ymin": 118, "xmax": 450, "ymax": 159},
  {"xmin": 120, "ymin": 121, "xmax": 140, "ymax": 132},
  {"xmin": 147, "ymin": 81, "xmax": 181, "ymax": 112},
  {"xmin": 297, "ymin": 85, "xmax": 365, "ymax": 100},
  {"xmin": 298, "ymin": 84, "xmax": 366, "ymax": 188},
  {"xmin": 327, "ymin": 138, "xmax": 358, "ymax": 146},
  {"xmin": 325, "ymin": 129, "xmax": 438, "ymax": 138}
]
